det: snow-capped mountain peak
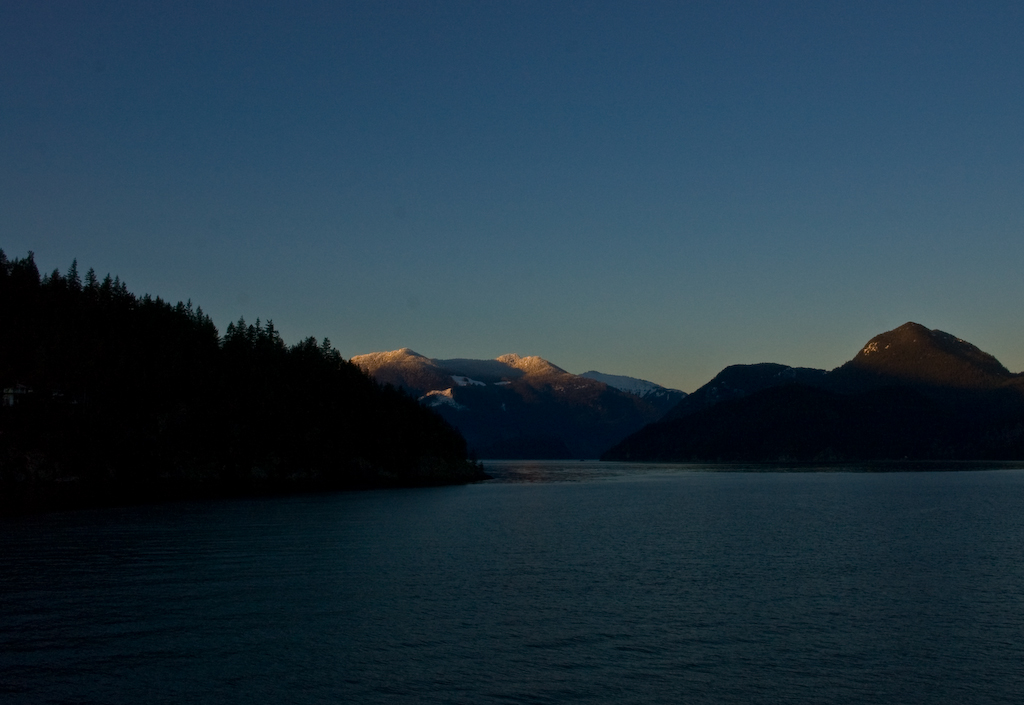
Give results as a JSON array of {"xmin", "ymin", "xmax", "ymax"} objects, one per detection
[
  {"xmin": 495, "ymin": 353, "xmax": 566, "ymax": 376},
  {"xmin": 350, "ymin": 347, "xmax": 428, "ymax": 370}
]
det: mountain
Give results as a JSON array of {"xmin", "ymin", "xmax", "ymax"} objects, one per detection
[
  {"xmin": 828, "ymin": 322, "xmax": 1015, "ymax": 392},
  {"xmin": 660, "ymin": 363, "xmax": 827, "ymax": 421},
  {"xmin": 605, "ymin": 323, "xmax": 1024, "ymax": 462},
  {"xmin": 578, "ymin": 371, "xmax": 687, "ymax": 415},
  {"xmin": 351, "ymin": 350, "xmax": 681, "ymax": 459},
  {"xmin": 350, "ymin": 348, "xmax": 455, "ymax": 393}
]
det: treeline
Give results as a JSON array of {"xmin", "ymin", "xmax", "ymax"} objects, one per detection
[{"xmin": 1, "ymin": 250, "xmax": 484, "ymax": 512}]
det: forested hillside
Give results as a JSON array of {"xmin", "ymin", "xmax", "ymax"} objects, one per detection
[{"xmin": 0, "ymin": 250, "xmax": 484, "ymax": 512}]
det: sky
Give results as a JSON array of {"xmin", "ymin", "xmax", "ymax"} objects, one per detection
[{"xmin": 2, "ymin": 1, "xmax": 1022, "ymax": 392}]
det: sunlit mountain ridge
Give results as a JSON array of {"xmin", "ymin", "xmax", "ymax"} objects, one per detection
[{"xmin": 351, "ymin": 350, "xmax": 686, "ymax": 459}]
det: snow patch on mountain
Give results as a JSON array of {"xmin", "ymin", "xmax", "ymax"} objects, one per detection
[
  {"xmin": 419, "ymin": 388, "xmax": 465, "ymax": 410},
  {"xmin": 580, "ymin": 371, "xmax": 686, "ymax": 398},
  {"xmin": 451, "ymin": 375, "xmax": 486, "ymax": 387}
]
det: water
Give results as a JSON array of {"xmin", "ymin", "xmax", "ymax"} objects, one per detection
[{"xmin": 3, "ymin": 463, "xmax": 1024, "ymax": 704}]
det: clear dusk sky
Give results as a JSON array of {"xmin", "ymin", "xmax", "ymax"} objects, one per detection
[{"xmin": 3, "ymin": 1, "xmax": 1022, "ymax": 392}]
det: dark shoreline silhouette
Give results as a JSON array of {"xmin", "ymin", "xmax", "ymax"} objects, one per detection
[{"xmin": 0, "ymin": 250, "xmax": 486, "ymax": 514}]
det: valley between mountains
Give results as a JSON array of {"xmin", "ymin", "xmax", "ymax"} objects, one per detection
[{"xmin": 355, "ymin": 323, "xmax": 1024, "ymax": 462}]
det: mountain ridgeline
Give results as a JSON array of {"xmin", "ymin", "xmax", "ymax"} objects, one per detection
[
  {"xmin": 606, "ymin": 323, "xmax": 1024, "ymax": 462},
  {"xmin": 351, "ymin": 349, "xmax": 686, "ymax": 459},
  {"xmin": 5, "ymin": 247, "xmax": 1018, "ymax": 490},
  {"xmin": 0, "ymin": 251, "xmax": 484, "ymax": 512}
]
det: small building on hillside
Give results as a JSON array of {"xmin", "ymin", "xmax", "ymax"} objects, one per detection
[{"xmin": 2, "ymin": 384, "xmax": 31, "ymax": 407}]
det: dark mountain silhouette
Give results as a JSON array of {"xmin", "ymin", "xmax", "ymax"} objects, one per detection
[
  {"xmin": 661, "ymin": 363, "xmax": 827, "ymax": 421},
  {"xmin": 827, "ymin": 322, "xmax": 1014, "ymax": 392},
  {"xmin": 352, "ymin": 350, "xmax": 682, "ymax": 459},
  {"xmin": 605, "ymin": 322, "xmax": 1024, "ymax": 462},
  {"xmin": 0, "ymin": 250, "xmax": 485, "ymax": 513}
]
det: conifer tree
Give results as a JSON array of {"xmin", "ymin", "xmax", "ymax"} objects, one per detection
[{"xmin": 67, "ymin": 259, "xmax": 81, "ymax": 291}]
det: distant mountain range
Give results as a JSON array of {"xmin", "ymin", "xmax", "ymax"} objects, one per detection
[
  {"xmin": 351, "ymin": 349, "xmax": 686, "ymax": 459},
  {"xmin": 353, "ymin": 323, "xmax": 1024, "ymax": 462},
  {"xmin": 605, "ymin": 322, "xmax": 1024, "ymax": 462},
  {"xmin": 578, "ymin": 371, "xmax": 687, "ymax": 405}
]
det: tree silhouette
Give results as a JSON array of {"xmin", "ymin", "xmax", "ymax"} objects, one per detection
[{"xmin": 1, "ymin": 250, "xmax": 483, "ymax": 512}]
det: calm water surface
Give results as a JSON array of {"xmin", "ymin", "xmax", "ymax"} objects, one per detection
[{"xmin": 3, "ymin": 463, "xmax": 1024, "ymax": 704}]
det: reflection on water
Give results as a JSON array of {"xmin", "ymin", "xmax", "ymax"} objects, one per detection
[{"xmin": 482, "ymin": 459, "xmax": 1024, "ymax": 483}]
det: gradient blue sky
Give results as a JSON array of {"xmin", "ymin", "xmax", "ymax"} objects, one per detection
[{"xmin": 3, "ymin": 1, "xmax": 1022, "ymax": 391}]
